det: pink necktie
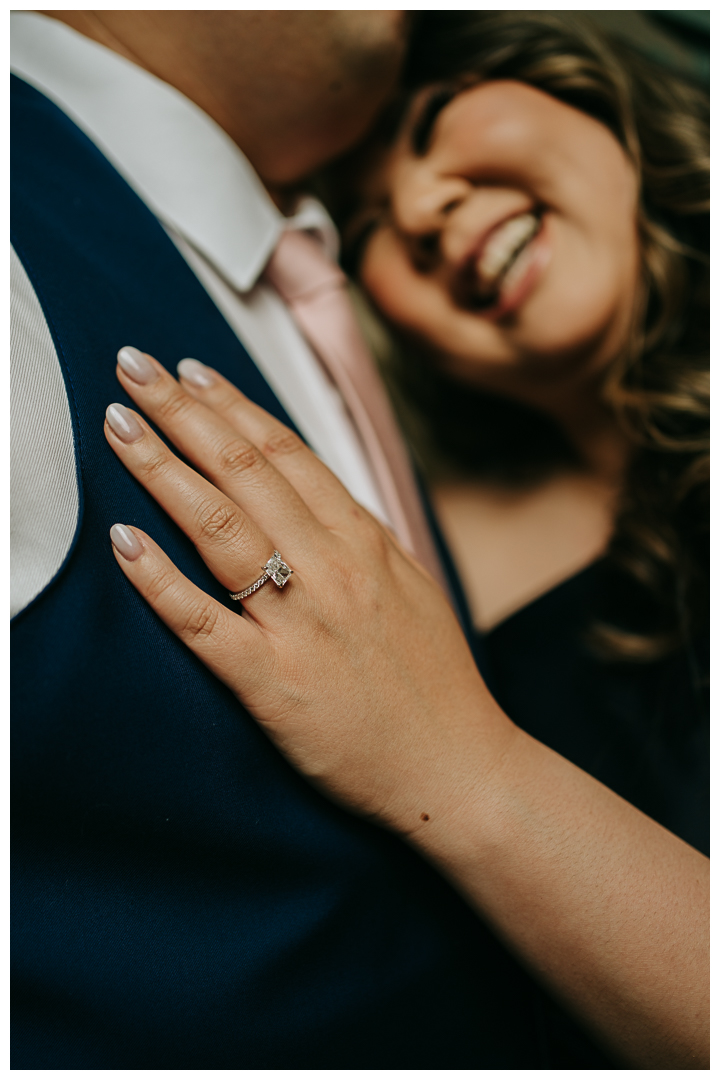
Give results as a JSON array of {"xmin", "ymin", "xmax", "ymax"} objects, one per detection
[{"xmin": 264, "ymin": 229, "xmax": 446, "ymax": 587}]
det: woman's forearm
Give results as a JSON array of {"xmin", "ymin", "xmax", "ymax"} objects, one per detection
[{"xmin": 403, "ymin": 717, "xmax": 709, "ymax": 1069}]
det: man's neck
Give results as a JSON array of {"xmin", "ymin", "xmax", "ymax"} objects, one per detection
[
  {"xmin": 36, "ymin": 11, "xmax": 292, "ymax": 213},
  {"xmin": 35, "ymin": 11, "xmax": 406, "ymax": 190},
  {"xmin": 38, "ymin": 11, "xmax": 140, "ymax": 64}
]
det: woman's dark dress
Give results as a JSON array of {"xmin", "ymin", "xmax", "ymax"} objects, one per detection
[{"xmin": 479, "ymin": 557, "xmax": 708, "ymax": 1067}]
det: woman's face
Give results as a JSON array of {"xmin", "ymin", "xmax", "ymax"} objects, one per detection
[{"xmin": 355, "ymin": 80, "xmax": 640, "ymax": 399}]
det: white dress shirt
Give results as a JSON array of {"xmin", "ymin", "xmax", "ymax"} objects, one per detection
[{"xmin": 10, "ymin": 11, "xmax": 390, "ymax": 618}]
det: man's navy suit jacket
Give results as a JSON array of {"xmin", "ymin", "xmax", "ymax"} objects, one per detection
[{"xmin": 11, "ymin": 74, "xmax": 613, "ymax": 1069}]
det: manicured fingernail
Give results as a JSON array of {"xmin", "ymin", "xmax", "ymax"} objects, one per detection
[
  {"xmin": 177, "ymin": 358, "xmax": 216, "ymax": 388},
  {"xmin": 117, "ymin": 346, "xmax": 159, "ymax": 384},
  {"xmin": 110, "ymin": 523, "xmax": 144, "ymax": 561},
  {"xmin": 106, "ymin": 403, "xmax": 144, "ymax": 443}
]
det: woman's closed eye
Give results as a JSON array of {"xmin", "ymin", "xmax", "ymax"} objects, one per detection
[
  {"xmin": 342, "ymin": 212, "xmax": 385, "ymax": 276},
  {"xmin": 411, "ymin": 86, "xmax": 460, "ymax": 155}
]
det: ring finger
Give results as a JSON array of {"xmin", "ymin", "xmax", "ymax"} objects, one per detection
[{"xmin": 104, "ymin": 401, "xmax": 302, "ymax": 622}]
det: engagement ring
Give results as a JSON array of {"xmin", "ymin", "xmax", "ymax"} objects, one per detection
[{"xmin": 229, "ymin": 551, "xmax": 294, "ymax": 601}]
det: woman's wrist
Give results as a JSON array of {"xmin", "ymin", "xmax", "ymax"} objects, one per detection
[
  {"xmin": 379, "ymin": 690, "xmax": 520, "ymax": 855},
  {"xmin": 390, "ymin": 713, "xmax": 709, "ymax": 1069}
]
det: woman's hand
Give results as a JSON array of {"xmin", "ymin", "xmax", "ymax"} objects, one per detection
[
  {"xmin": 105, "ymin": 347, "xmax": 708, "ymax": 1068},
  {"xmin": 104, "ymin": 347, "xmax": 511, "ymax": 836}
]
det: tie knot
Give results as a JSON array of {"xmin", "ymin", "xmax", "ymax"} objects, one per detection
[{"xmin": 264, "ymin": 229, "xmax": 346, "ymax": 303}]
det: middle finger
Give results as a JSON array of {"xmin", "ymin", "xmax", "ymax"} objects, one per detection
[{"xmin": 113, "ymin": 346, "xmax": 328, "ymax": 554}]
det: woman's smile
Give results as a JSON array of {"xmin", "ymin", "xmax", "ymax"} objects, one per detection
[
  {"xmin": 457, "ymin": 208, "xmax": 550, "ymax": 318},
  {"xmin": 354, "ymin": 79, "xmax": 640, "ymax": 397}
]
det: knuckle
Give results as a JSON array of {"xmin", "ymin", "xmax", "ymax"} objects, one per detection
[
  {"xmin": 195, "ymin": 499, "xmax": 248, "ymax": 546},
  {"xmin": 179, "ymin": 601, "xmax": 221, "ymax": 642},
  {"xmin": 261, "ymin": 427, "xmax": 304, "ymax": 461},
  {"xmin": 143, "ymin": 564, "xmax": 177, "ymax": 608},
  {"xmin": 153, "ymin": 388, "xmax": 195, "ymax": 425},
  {"xmin": 216, "ymin": 438, "xmax": 267, "ymax": 480},
  {"xmin": 356, "ymin": 513, "xmax": 390, "ymax": 557},
  {"xmin": 214, "ymin": 385, "xmax": 240, "ymax": 413},
  {"xmin": 138, "ymin": 445, "xmax": 172, "ymax": 482}
]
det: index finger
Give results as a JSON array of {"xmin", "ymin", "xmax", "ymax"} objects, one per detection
[{"xmin": 116, "ymin": 347, "xmax": 360, "ymax": 535}]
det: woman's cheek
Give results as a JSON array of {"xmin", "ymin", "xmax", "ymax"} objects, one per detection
[
  {"xmin": 361, "ymin": 234, "xmax": 429, "ymax": 332},
  {"xmin": 362, "ymin": 235, "xmax": 502, "ymax": 363},
  {"xmin": 378, "ymin": 272, "xmax": 453, "ymax": 348}
]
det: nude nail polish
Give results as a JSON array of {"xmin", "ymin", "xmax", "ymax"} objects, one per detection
[
  {"xmin": 110, "ymin": 523, "xmax": 143, "ymax": 561},
  {"xmin": 177, "ymin": 357, "xmax": 216, "ymax": 388},
  {"xmin": 106, "ymin": 403, "xmax": 144, "ymax": 443},
  {"xmin": 117, "ymin": 345, "xmax": 159, "ymax": 384}
]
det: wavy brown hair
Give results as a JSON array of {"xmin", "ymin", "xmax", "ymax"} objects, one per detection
[{"xmin": 336, "ymin": 11, "xmax": 709, "ymax": 664}]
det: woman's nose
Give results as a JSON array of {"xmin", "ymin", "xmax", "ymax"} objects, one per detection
[{"xmin": 392, "ymin": 164, "xmax": 469, "ymax": 238}]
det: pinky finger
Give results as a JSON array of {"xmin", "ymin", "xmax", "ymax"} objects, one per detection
[{"xmin": 109, "ymin": 523, "xmax": 263, "ymax": 698}]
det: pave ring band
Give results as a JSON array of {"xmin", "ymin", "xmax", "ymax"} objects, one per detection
[{"xmin": 229, "ymin": 551, "xmax": 294, "ymax": 601}]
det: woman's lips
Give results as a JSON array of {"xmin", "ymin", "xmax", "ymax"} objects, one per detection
[
  {"xmin": 459, "ymin": 211, "xmax": 551, "ymax": 320},
  {"xmin": 492, "ymin": 217, "xmax": 551, "ymax": 319},
  {"xmin": 476, "ymin": 212, "xmax": 539, "ymax": 291}
]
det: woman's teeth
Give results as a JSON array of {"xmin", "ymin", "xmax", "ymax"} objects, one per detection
[{"xmin": 476, "ymin": 212, "xmax": 539, "ymax": 294}]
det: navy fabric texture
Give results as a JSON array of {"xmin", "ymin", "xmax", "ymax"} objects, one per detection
[
  {"xmin": 484, "ymin": 560, "xmax": 709, "ymax": 858},
  {"xmin": 12, "ymin": 74, "xmax": 610, "ymax": 1069}
]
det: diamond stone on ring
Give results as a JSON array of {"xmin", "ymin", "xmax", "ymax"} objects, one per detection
[{"xmin": 229, "ymin": 551, "xmax": 294, "ymax": 601}]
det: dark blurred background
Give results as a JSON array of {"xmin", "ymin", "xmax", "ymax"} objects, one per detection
[{"xmin": 566, "ymin": 10, "xmax": 709, "ymax": 84}]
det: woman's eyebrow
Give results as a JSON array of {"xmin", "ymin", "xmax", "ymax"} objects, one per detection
[{"xmin": 411, "ymin": 87, "xmax": 458, "ymax": 155}]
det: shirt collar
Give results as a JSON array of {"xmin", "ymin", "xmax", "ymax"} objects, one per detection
[{"xmin": 11, "ymin": 11, "xmax": 338, "ymax": 291}]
